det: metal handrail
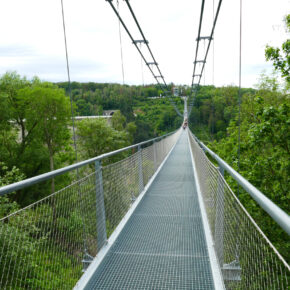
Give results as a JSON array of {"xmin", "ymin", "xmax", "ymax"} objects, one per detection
[
  {"xmin": 0, "ymin": 130, "xmax": 178, "ymax": 196},
  {"xmin": 190, "ymin": 131, "xmax": 290, "ymax": 235}
]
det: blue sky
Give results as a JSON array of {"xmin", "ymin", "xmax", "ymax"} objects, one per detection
[{"xmin": 0, "ymin": 0, "xmax": 289, "ymax": 88}]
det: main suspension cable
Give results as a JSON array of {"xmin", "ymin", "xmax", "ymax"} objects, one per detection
[
  {"xmin": 106, "ymin": 0, "xmax": 182, "ymax": 117},
  {"xmin": 140, "ymin": 45, "xmax": 144, "ymax": 86},
  {"xmin": 196, "ymin": 0, "xmax": 223, "ymax": 86},
  {"xmin": 188, "ymin": 0, "xmax": 223, "ymax": 116},
  {"xmin": 117, "ymin": 0, "xmax": 125, "ymax": 84},
  {"xmin": 188, "ymin": 0, "xmax": 205, "ymax": 115},
  {"xmin": 203, "ymin": 39, "xmax": 206, "ymax": 85},
  {"xmin": 60, "ymin": 0, "xmax": 78, "ymax": 165},
  {"xmin": 212, "ymin": 0, "xmax": 215, "ymax": 85},
  {"xmin": 106, "ymin": 1, "xmax": 158, "ymax": 83},
  {"xmin": 60, "ymin": 0, "xmax": 89, "ymax": 259},
  {"xmin": 191, "ymin": 0, "xmax": 205, "ymax": 89},
  {"xmin": 123, "ymin": 0, "xmax": 183, "ymax": 116},
  {"xmin": 237, "ymin": 0, "xmax": 242, "ymax": 191},
  {"xmin": 124, "ymin": 0, "xmax": 166, "ymax": 87}
]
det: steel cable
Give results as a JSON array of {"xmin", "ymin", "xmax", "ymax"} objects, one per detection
[
  {"xmin": 124, "ymin": 0, "xmax": 183, "ymax": 116},
  {"xmin": 188, "ymin": 0, "xmax": 223, "ymax": 117},
  {"xmin": 60, "ymin": 0, "xmax": 89, "ymax": 264},
  {"xmin": 117, "ymin": 0, "xmax": 125, "ymax": 84},
  {"xmin": 106, "ymin": 0, "xmax": 183, "ymax": 117}
]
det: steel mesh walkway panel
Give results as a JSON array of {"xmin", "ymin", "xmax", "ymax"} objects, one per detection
[{"xmin": 85, "ymin": 131, "xmax": 215, "ymax": 289}]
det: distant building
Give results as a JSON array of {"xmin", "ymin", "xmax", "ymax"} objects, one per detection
[
  {"xmin": 75, "ymin": 116, "xmax": 111, "ymax": 121},
  {"xmin": 72, "ymin": 115, "xmax": 112, "ymax": 130},
  {"xmin": 173, "ymin": 87, "xmax": 179, "ymax": 97},
  {"xmin": 103, "ymin": 110, "xmax": 117, "ymax": 116}
]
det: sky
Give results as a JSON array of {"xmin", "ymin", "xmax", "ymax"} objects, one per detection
[{"xmin": 0, "ymin": 0, "xmax": 289, "ymax": 88}]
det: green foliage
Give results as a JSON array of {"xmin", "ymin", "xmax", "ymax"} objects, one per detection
[
  {"xmin": 0, "ymin": 162, "xmax": 24, "ymax": 217},
  {"xmin": 190, "ymin": 76, "xmax": 289, "ymax": 262},
  {"xmin": 0, "ymin": 72, "xmax": 74, "ymax": 205},
  {"xmin": 133, "ymin": 97, "xmax": 183, "ymax": 138},
  {"xmin": 265, "ymin": 14, "xmax": 290, "ymax": 84},
  {"xmin": 126, "ymin": 121, "xmax": 137, "ymax": 143},
  {"xmin": 189, "ymin": 85, "xmax": 242, "ymax": 141},
  {"xmin": 209, "ymin": 93, "xmax": 289, "ymax": 261},
  {"xmin": 0, "ymin": 197, "xmax": 86, "ymax": 289},
  {"xmin": 77, "ymin": 118, "xmax": 130, "ymax": 163},
  {"xmin": 56, "ymin": 81, "xmax": 183, "ymax": 141},
  {"xmin": 23, "ymin": 83, "xmax": 71, "ymax": 156},
  {"xmin": 0, "ymin": 72, "xmax": 184, "ymax": 288},
  {"xmin": 188, "ymin": 16, "xmax": 290, "ymax": 260},
  {"xmin": 111, "ymin": 110, "xmax": 126, "ymax": 131},
  {"xmin": 23, "ymin": 83, "xmax": 72, "ymax": 195}
]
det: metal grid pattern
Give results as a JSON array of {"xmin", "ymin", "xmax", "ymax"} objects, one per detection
[
  {"xmin": 189, "ymin": 130, "xmax": 290, "ymax": 289},
  {"xmin": 85, "ymin": 131, "xmax": 215, "ymax": 289},
  {"xmin": 141, "ymin": 144, "xmax": 155, "ymax": 186},
  {"xmin": 0, "ymin": 130, "xmax": 180, "ymax": 289},
  {"xmin": 102, "ymin": 152, "xmax": 140, "ymax": 236},
  {"xmin": 0, "ymin": 172, "xmax": 99, "ymax": 289}
]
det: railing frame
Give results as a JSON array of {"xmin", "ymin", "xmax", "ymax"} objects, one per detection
[
  {"xmin": 0, "ymin": 131, "xmax": 177, "ymax": 196},
  {"xmin": 138, "ymin": 145, "xmax": 144, "ymax": 193},
  {"xmin": 214, "ymin": 165, "xmax": 225, "ymax": 266},
  {"xmin": 190, "ymin": 131, "xmax": 290, "ymax": 235},
  {"xmin": 95, "ymin": 160, "xmax": 107, "ymax": 250}
]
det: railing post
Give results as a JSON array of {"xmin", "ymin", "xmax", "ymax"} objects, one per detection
[
  {"xmin": 138, "ymin": 145, "xmax": 144, "ymax": 193},
  {"xmin": 161, "ymin": 137, "xmax": 165, "ymax": 159},
  {"xmin": 153, "ymin": 141, "xmax": 157, "ymax": 171},
  {"xmin": 215, "ymin": 164, "xmax": 225, "ymax": 267},
  {"xmin": 95, "ymin": 160, "xmax": 107, "ymax": 251}
]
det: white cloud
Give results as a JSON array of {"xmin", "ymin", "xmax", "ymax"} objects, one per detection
[{"xmin": 0, "ymin": 0, "xmax": 289, "ymax": 87}]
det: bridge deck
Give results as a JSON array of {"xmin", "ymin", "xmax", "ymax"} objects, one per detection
[{"xmin": 85, "ymin": 131, "xmax": 215, "ymax": 289}]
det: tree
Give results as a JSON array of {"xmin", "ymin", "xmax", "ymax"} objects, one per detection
[
  {"xmin": 126, "ymin": 122, "xmax": 137, "ymax": 143},
  {"xmin": 208, "ymin": 84, "xmax": 289, "ymax": 261},
  {"xmin": 265, "ymin": 14, "xmax": 290, "ymax": 85},
  {"xmin": 111, "ymin": 110, "xmax": 126, "ymax": 131},
  {"xmin": 0, "ymin": 72, "xmax": 32, "ymax": 157},
  {"xmin": 76, "ymin": 98, "xmax": 90, "ymax": 116},
  {"xmin": 133, "ymin": 119, "xmax": 154, "ymax": 143},
  {"xmin": 157, "ymin": 108, "xmax": 181, "ymax": 133},
  {"xmin": 0, "ymin": 162, "xmax": 25, "ymax": 218},
  {"xmin": 23, "ymin": 83, "xmax": 72, "ymax": 193},
  {"xmin": 0, "ymin": 72, "xmax": 51, "ymax": 183},
  {"xmin": 77, "ymin": 118, "xmax": 130, "ymax": 163}
]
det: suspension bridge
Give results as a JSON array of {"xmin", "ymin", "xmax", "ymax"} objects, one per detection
[{"xmin": 0, "ymin": 0, "xmax": 289, "ymax": 289}]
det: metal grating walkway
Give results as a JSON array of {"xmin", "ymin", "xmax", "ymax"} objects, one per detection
[{"xmin": 85, "ymin": 131, "xmax": 215, "ymax": 289}]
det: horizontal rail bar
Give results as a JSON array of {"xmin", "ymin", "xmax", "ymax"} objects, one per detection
[
  {"xmin": 0, "ymin": 130, "xmax": 177, "ymax": 196},
  {"xmin": 190, "ymin": 132, "xmax": 290, "ymax": 235}
]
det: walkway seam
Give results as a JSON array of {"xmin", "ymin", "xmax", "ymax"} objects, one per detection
[{"xmin": 112, "ymin": 252, "xmax": 210, "ymax": 258}]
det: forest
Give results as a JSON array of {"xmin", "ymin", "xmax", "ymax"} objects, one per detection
[
  {"xmin": 189, "ymin": 17, "xmax": 289, "ymax": 262},
  {"xmin": 0, "ymin": 74, "xmax": 183, "ymax": 205},
  {"xmin": 0, "ymin": 13, "xmax": 289, "ymax": 290},
  {"xmin": 0, "ymin": 75, "xmax": 184, "ymax": 288}
]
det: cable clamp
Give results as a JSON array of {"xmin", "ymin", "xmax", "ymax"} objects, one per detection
[
  {"xmin": 196, "ymin": 36, "xmax": 213, "ymax": 41},
  {"xmin": 146, "ymin": 62, "xmax": 158, "ymax": 66},
  {"xmin": 193, "ymin": 60, "xmax": 206, "ymax": 64},
  {"xmin": 133, "ymin": 39, "xmax": 149, "ymax": 44}
]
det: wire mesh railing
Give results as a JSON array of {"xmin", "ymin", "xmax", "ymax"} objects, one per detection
[
  {"xmin": 0, "ymin": 130, "xmax": 180, "ymax": 289},
  {"xmin": 188, "ymin": 130, "xmax": 290, "ymax": 289}
]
